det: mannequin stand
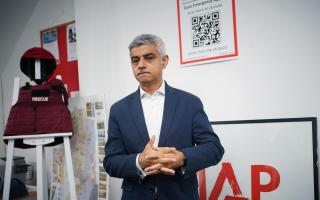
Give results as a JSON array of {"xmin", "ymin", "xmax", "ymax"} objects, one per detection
[{"xmin": 2, "ymin": 77, "xmax": 77, "ymax": 200}]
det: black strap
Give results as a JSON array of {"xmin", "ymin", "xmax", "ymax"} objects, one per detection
[
  {"xmin": 22, "ymin": 82, "xmax": 31, "ymax": 89},
  {"xmin": 51, "ymin": 80, "xmax": 69, "ymax": 105}
]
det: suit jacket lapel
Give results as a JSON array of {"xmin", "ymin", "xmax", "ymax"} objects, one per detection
[
  {"xmin": 158, "ymin": 83, "xmax": 178, "ymax": 147},
  {"xmin": 129, "ymin": 89, "xmax": 149, "ymax": 144}
]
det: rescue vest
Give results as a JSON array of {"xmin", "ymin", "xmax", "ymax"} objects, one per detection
[{"xmin": 4, "ymin": 79, "xmax": 73, "ymax": 148}]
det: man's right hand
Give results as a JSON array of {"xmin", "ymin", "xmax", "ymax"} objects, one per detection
[{"xmin": 138, "ymin": 135, "xmax": 176, "ymax": 176}]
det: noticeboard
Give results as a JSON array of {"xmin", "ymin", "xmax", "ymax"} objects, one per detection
[{"xmin": 40, "ymin": 21, "xmax": 79, "ymax": 96}]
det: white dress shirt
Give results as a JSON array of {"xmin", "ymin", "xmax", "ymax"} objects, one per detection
[{"xmin": 135, "ymin": 81, "xmax": 165, "ymax": 178}]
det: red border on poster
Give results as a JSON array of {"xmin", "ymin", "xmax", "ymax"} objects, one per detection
[
  {"xmin": 177, "ymin": 0, "xmax": 238, "ymax": 65},
  {"xmin": 40, "ymin": 21, "xmax": 79, "ymax": 96}
]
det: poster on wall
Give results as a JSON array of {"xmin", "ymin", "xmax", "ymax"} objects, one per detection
[
  {"xmin": 199, "ymin": 118, "xmax": 318, "ymax": 200},
  {"xmin": 177, "ymin": 0, "xmax": 238, "ymax": 65},
  {"xmin": 66, "ymin": 22, "xmax": 77, "ymax": 62},
  {"xmin": 40, "ymin": 21, "xmax": 79, "ymax": 96},
  {"xmin": 42, "ymin": 28, "xmax": 60, "ymax": 63},
  {"xmin": 50, "ymin": 95, "xmax": 109, "ymax": 200}
]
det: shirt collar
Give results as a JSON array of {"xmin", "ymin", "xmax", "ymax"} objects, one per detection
[{"xmin": 140, "ymin": 81, "xmax": 165, "ymax": 98}]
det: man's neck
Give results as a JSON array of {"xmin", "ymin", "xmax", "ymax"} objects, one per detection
[{"xmin": 140, "ymin": 80, "xmax": 163, "ymax": 94}]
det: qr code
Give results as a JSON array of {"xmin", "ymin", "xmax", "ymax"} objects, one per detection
[{"xmin": 192, "ymin": 11, "xmax": 221, "ymax": 48}]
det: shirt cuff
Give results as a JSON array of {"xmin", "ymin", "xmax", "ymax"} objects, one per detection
[{"xmin": 136, "ymin": 153, "xmax": 147, "ymax": 179}]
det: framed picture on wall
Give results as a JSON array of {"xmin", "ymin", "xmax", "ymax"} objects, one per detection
[
  {"xmin": 177, "ymin": 0, "xmax": 238, "ymax": 65},
  {"xmin": 199, "ymin": 117, "xmax": 318, "ymax": 200}
]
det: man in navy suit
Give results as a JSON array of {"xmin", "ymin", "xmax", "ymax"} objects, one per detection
[{"xmin": 103, "ymin": 34, "xmax": 224, "ymax": 200}]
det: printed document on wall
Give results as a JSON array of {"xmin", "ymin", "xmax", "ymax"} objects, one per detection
[{"xmin": 177, "ymin": 0, "xmax": 238, "ymax": 65}]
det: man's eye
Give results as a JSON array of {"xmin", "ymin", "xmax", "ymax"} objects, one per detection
[
  {"xmin": 131, "ymin": 59, "xmax": 139, "ymax": 64},
  {"xmin": 145, "ymin": 55, "xmax": 154, "ymax": 61}
]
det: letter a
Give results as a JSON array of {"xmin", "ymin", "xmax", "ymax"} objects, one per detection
[{"xmin": 209, "ymin": 162, "xmax": 248, "ymax": 200}]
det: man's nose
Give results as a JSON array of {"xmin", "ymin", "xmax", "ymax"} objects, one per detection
[{"xmin": 138, "ymin": 58, "xmax": 146, "ymax": 69}]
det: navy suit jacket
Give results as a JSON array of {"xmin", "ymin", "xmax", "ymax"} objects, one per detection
[{"xmin": 104, "ymin": 83, "xmax": 224, "ymax": 200}]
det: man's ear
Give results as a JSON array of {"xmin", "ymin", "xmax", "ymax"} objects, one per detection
[{"xmin": 162, "ymin": 55, "xmax": 169, "ymax": 69}]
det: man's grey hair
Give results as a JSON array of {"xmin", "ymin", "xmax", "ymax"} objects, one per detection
[{"xmin": 129, "ymin": 34, "xmax": 167, "ymax": 57}]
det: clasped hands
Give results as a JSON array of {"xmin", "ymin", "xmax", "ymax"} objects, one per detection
[{"xmin": 138, "ymin": 135, "xmax": 185, "ymax": 176}]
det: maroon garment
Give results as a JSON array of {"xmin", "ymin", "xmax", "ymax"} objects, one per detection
[
  {"xmin": 20, "ymin": 47, "xmax": 56, "ymax": 85},
  {"xmin": 22, "ymin": 47, "xmax": 55, "ymax": 59},
  {"xmin": 4, "ymin": 79, "xmax": 73, "ymax": 148}
]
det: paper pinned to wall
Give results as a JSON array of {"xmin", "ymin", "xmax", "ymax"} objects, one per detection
[{"xmin": 177, "ymin": 0, "xmax": 238, "ymax": 65}]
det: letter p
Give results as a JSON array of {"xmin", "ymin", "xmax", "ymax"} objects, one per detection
[{"xmin": 251, "ymin": 165, "xmax": 280, "ymax": 200}]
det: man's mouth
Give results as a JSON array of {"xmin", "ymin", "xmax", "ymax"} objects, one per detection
[{"xmin": 138, "ymin": 72, "xmax": 149, "ymax": 76}]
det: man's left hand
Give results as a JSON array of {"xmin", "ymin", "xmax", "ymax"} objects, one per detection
[{"xmin": 144, "ymin": 147, "xmax": 185, "ymax": 175}]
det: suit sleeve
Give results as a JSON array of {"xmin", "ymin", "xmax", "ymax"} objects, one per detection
[
  {"xmin": 103, "ymin": 105, "xmax": 139, "ymax": 180},
  {"xmin": 181, "ymin": 98, "xmax": 224, "ymax": 176}
]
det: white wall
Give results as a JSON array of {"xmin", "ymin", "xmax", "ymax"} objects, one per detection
[
  {"xmin": 0, "ymin": 0, "xmax": 75, "ymax": 171},
  {"xmin": 0, "ymin": 80, "xmax": 4, "ymax": 157},
  {"xmin": 0, "ymin": 0, "xmax": 39, "ymax": 157},
  {"xmin": 75, "ymin": 0, "xmax": 320, "ymax": 199}
]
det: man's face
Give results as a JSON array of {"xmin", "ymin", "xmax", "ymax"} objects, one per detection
[{"xmin": 130, "ymin": 44, "xmax": 168, "ymax": 86}]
